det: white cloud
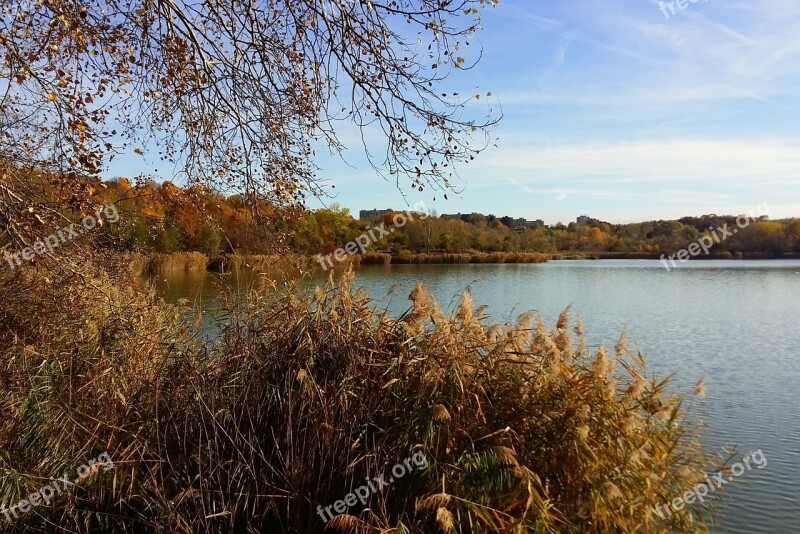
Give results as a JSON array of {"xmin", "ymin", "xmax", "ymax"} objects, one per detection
[{"xmin": 480, "ymin": 138, "xmax": 800, "ymax": 185}]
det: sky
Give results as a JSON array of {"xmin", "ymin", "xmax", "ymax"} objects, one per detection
[{"xmin": 109, "ymin": 0, "xmax": 800, "ymax": 225}]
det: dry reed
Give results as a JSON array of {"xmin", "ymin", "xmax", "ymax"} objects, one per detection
[{"xmin": 0, "ymin": 259, "xmax": 718, "ymax": 533}]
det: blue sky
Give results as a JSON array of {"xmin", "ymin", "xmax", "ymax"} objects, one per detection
[{"xmin": 110, "ymin": 0, "xmax": 800, "ymax": 225}]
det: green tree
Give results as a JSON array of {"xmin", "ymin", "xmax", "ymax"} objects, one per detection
[{"xmin": 198, "ymin": 223, "xmax": 222, "ymax": 256}]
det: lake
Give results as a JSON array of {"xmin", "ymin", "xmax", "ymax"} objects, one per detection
[{"xmin": 147, "ymin": 259, "xmax": 800, "ymax": 533}]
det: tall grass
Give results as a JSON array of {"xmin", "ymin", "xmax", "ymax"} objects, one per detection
[
  {"xmin": 138, "ymin": 252, "xmax": 313, "ymax": 275},
  {"xmin": 143, "ymin": 251, "xmax": 210, "ymax": 274},
  {"xmin": 358, "ymin": 252, "xmax": 392, "ymax": 265},
  {"xmin": 208, "ymin": 253, "xmax": 313, "ymax": 273},
  {"xmin": 393, "ymin": 251, "xmax": 549, "ymax": 264},
  {"xmin": 0, "ymin": 258, "xmax": 718, "ymax": 532}
]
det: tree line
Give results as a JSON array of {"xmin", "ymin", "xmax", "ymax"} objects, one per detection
[{"xmin": 77, "ymin": 179, "xmax": 800, "ymax": 259}]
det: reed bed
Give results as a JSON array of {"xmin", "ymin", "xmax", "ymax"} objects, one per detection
[
  {"xmin": 142, "ymin": 251, "xmax": 210, "ymax": 274},
  {"xmin": 208, "ymin": 253, "xmax": 313, "ymax": 273},
  {"xmin": 392, "ymin": 251, "xmax": 549, "ymax": 264},
  {"xmin": 358, "ymin": 252, "xmax": 392, "ymax": 265},
  {"xmin": 138, "ymin": 252, "xmax": 312, "ymax": 275},
  {"xmin": 0, "ymin": 258, "xmax": 718, "ymax": 533}
]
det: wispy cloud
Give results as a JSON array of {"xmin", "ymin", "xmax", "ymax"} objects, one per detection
[
  {"xmin": 479, "ymin": 138, "xmax": 800, "ymax": 187},
  {"xmin": 485, "ymin": 0, "xmax": 800, "ymax": 113}
]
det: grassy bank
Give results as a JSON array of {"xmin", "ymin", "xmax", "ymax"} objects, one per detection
[
  {"xmin": 138, "ymin": 251, "xmax": 547, "ymax": 276},
  {"xmin": 0, "ymin": 254, "xmax": 720, "ymax": 532},
  {"xmin": 207, "ymin": 253, "xmax": 313, "ymax": 272},
  {"xmin": 358, "ymin": 252, "xmax": 392, "ymax": 265},
  {"xmin": 392, "ymin": 251, "xmax": 549, "ymax": 264},
  {"xmin": 139, "ymin": 251, "xmax": 210, "ymax": 274},
  {"xmin": 552, "ymin": 251, "xmax": 800, "ymax": 260},
  {"xmin": 138, "ymin": 252, "xmax": 314, "ymax": 274}
]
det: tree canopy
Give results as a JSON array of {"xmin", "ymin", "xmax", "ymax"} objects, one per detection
[{"xmin": 1, "ymin": 0, "xmax": 498, "ymax": 208}]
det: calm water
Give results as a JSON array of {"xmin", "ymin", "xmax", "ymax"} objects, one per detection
[{"xmin": 148, "ymin": 260, "xmax": 800, "ymax": 533}]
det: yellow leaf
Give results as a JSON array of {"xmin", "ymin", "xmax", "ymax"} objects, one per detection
[
  {"xmin": 47, "ymin": 93, "xmax": 57, "ymax": 101},
  {"xmin": 383, "ymin": 378, "xmax": 400, "ymax": 389}
]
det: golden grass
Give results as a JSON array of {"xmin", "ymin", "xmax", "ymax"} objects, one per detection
[
  {"xmin": 139, "ymin": 252, "xmax": 315, "ymax": 275},
  {"xmin": 392, "ymin": 251, "xmax": 549, "ymax": 264},
  {"xmin": 209, "ymin": 253, "xmax": 312, "ymax": 272},
  {"xmin": 0, "ymin": 258, "xmax": 719, "ymax": 532},
  {"xmin": 357, "ymin": 252, "xmax": 392, "ymax": 265},
  {"xmin": 142, "ymin": 251, "xmax": 210, "ymax": 273}
]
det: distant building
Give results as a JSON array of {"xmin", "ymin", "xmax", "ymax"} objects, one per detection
[
  {"xmin": 576, "ymin": 215, "xmax": 591, "ymax": 224},
  {"xmin": 498, "ymin": 216, "xmax": 540, "ymax": 229},
  {"xmin": 359, "ymin": 209, "xmax": 393, "ymax": 220}
]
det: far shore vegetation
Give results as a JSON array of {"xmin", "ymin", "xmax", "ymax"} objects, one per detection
[{"xmin": 13, "ymin": 177, "xmax": 800, "ymax": 275}]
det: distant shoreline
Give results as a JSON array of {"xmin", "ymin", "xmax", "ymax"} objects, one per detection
[
  {"xmin": 551, "ymin": 252, "xmax": 800, "ymax": 261},
  {"xmin": 135, "ymin": 251, "xmax": 800, "ymax": 275}
]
